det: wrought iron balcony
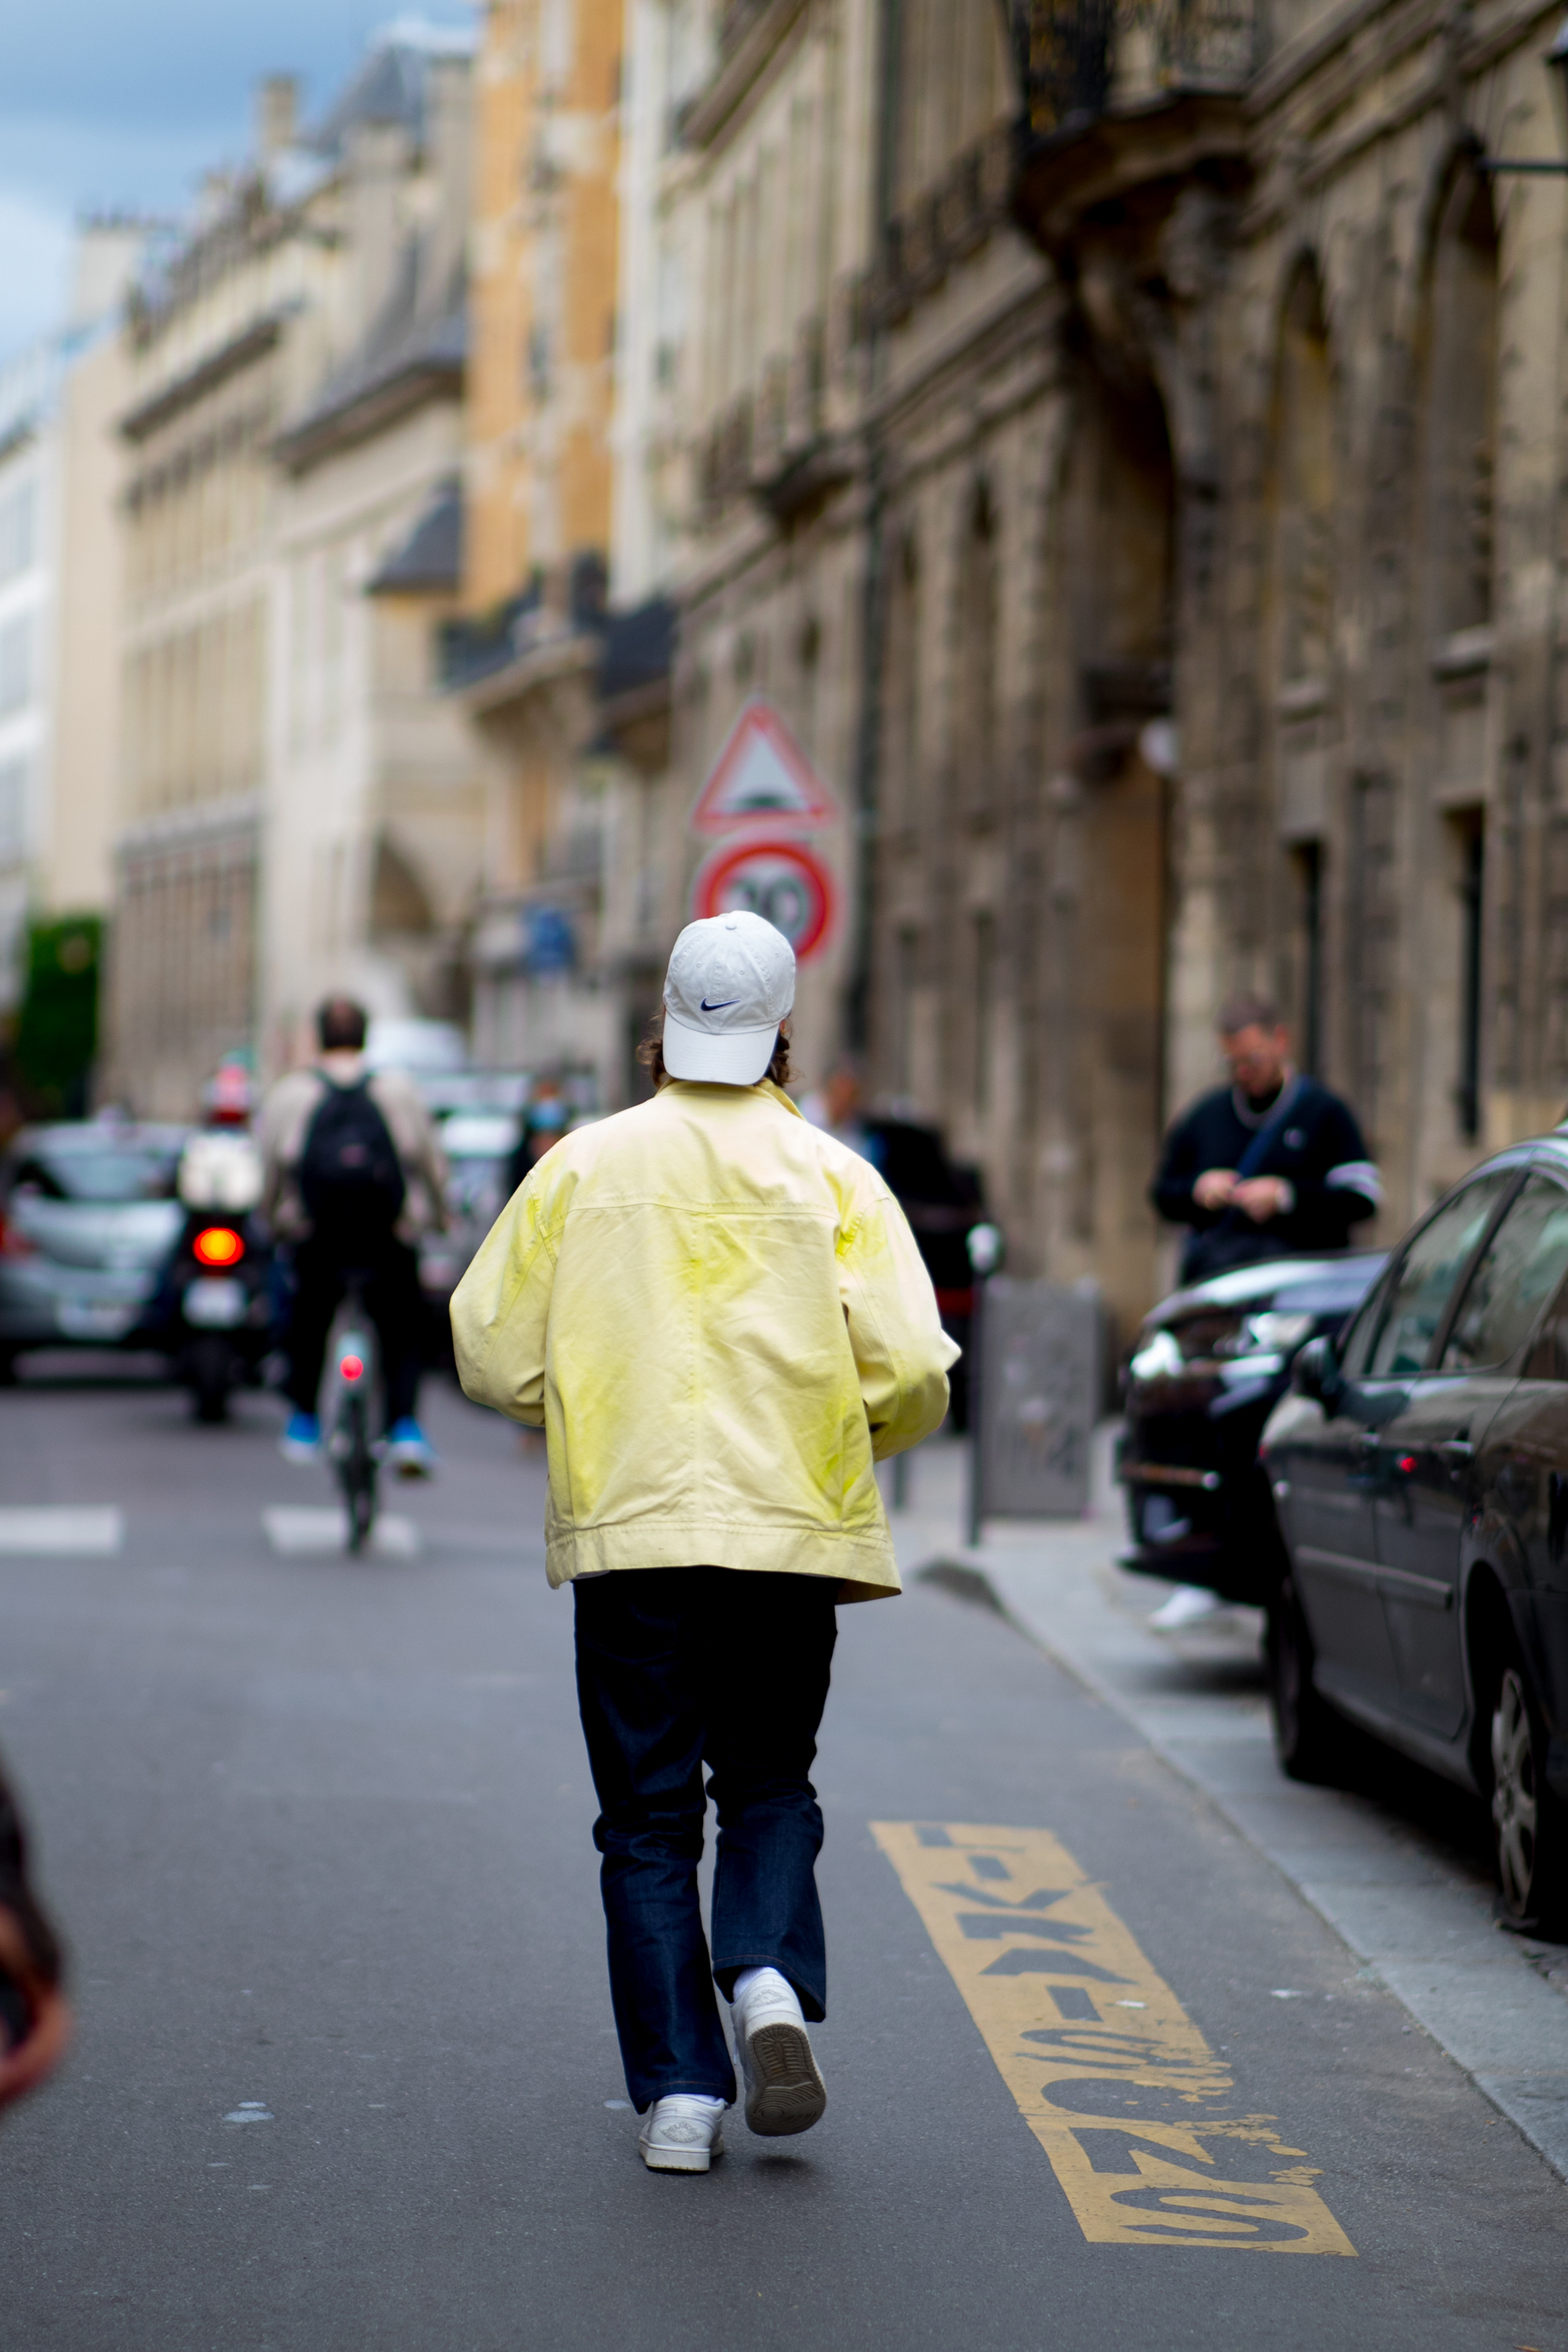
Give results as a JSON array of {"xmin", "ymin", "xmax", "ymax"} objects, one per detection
[
  {"xmin": 1001, "ymin": 0, "xmax": 1258, "ymax": 142},
  {"xmin": 998, "ymin": 0, "xmax": 1259, "ymax": 252}
]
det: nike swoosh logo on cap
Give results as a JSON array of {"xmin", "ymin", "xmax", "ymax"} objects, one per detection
[{"xmin": 700, "ymin": 997, "xmax": 739, "ymax": 1011}]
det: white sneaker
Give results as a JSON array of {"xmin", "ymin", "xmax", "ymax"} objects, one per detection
[
  {"xmin": 637, "ymin": 2094, "xmax": 726, "ymax": 2173},
  {"xmin": 731, "ymin": 1969, "xmax": 827, "ymax": 2138},
  {"xmin": 1150, "ymin": 1584, "xmax": 1224, "ymax": 1631}
]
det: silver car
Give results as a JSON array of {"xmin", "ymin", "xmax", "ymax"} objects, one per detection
[{"xmin": 0, "ymin": 1121, "xmax": 187, "ymax": 1377}]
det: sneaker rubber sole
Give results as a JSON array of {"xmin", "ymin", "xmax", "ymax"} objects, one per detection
[
  {"xmin": 639, "ymin": 2128, "xmax": 722, "ymax": 2173},
  {"xmin": 740, "ymin": 2020, "xmax": 827, "ymax": 2137}
]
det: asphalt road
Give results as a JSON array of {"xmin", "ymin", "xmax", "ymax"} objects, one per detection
[{"xmin": 1, "ymin": 1361, "xmax": 1565, "ymax": 2350}]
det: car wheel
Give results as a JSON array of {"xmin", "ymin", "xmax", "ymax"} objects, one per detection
[
  {"xmin": 1267, "ymin": 1571, "xmax": 1345, "ymax": 1782},
  {"xmin": 1489, "ymin": 1651, "xmax": 1568, "ymax": 1936}
]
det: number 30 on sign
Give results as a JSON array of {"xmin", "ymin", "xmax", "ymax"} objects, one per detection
[{"xmin": 691, "ymin": 835, "xmax": 837, "ymax": 963}]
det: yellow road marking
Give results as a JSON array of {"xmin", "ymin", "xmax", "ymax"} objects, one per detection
[{"xmin": 871, "ymin": 1821, "xmax": 1355, "ymax": 2256}]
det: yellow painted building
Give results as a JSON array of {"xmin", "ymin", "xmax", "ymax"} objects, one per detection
[
  {"xmin": 456, "ymin": 0, "xmax": 654, "ymax": 1096},
  {"xmin": 465, "ymin": 0, "xmax": 625, "ymax": 610}
]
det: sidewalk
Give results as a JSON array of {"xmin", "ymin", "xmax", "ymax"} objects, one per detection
[{"xmin": 883, "ymin": 1425, "xmax": 1568, "ymax": 2185}]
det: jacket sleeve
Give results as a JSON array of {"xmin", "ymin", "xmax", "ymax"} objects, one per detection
[
  {"xmin": 839, "ymin": 1173, "xmax": 961, "ymax": 1461},
  {"xmin": 1151, "ymin": 1103, "xmax": 1212, "ymax": 1230},
  {"xmin": 449, "ymin": 1168, "xmax": 562, "ymax": 1426},
  {"xmin": 1288, "ymin": 1098, "xmax": 1382, "ymax": 1243}
]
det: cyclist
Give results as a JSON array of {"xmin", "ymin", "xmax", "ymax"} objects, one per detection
[{"xmin": 260, "ymin": 997, "xmax": 449, "ymax": 1475}]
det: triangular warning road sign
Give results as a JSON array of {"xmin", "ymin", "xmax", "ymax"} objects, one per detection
[{"xmin": 690, "ymin": 699, "xmax": 839, "ymax": 833}]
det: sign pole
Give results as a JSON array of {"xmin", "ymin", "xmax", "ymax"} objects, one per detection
[
  {"xmin": 963, "ymin": 1222, "xmax": 1004, "ymax": 1552},
  {"xmin": 966, "ymin": 1275, "xmax": 985, "ymax": 1551}
]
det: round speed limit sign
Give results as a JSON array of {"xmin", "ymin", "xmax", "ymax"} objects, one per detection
[{"xmin": 691, "ymin": 835, "xmax": 837, "ymax": 963}]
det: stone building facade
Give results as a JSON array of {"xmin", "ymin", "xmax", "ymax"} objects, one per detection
[
  {"xmin": 979, "ymin": 0, "xmax": 1568, "ymax": 1328},
  {"xmin": 664, "ymin": 0, "xmax": 1568, "ymax": 1341}
]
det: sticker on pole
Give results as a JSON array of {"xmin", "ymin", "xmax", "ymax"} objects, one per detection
[
  {"xmin": 691, "ymin": 699, "xmax": 838, "ymax": 833},
  {"xmin": 691, "ymin": 835, "xmax": 837, "ymax": 963}
]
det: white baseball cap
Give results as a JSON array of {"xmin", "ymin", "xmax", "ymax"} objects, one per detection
[{"xmin": 662, "ymin": 911, "xmax": 796, "ymax": 1085}]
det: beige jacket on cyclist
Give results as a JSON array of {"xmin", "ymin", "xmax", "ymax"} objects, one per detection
[
  {"xmin": 259, "ymin": 1058, "xmax": 448, "ymax": 1247},
  {"xmin": 450, "ymin": 1078, "xmax": 957, "ymax": 1600}
]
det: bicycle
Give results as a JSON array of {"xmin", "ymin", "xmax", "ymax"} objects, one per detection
[{"xmin": 324, "ymin": 1272, "xmax": 382, "ymax": 1554}]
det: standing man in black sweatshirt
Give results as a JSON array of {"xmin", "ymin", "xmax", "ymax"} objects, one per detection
[{"xmin": 1152, "ymin": 996, "xmax": 1381, "ymax": 1285}]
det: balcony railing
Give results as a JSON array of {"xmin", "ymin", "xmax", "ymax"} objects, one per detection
[{"xmin": 1002, "ymin": 0, "xmax": 1258, "ymax": 145}]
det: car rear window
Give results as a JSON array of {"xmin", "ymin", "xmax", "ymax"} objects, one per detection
[
  {"xmin": 1442, "ymin": 1173, "xmax": 1568, "ymax": 1371},
  {"xmin": 1363, "ymin": 1171, "xmax": 1516, "ymax": 1377},
  {"xmin": 10, "ymin": 1147, "xmax": 179, "ymax": 1204}
]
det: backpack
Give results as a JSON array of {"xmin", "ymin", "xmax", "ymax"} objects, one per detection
[{"xmin": 297, "ymin": 1078, "xmax": 406, "ymax": 1246}]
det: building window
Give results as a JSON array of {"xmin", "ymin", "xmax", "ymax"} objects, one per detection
[
  {"xmin": 956, "ymin": 482, "xmax": 997, "ymax": 802},
  {"xmin": 1425, "ymin": 168, "xmax": 1498, "ymax": 642},
  {"xmin": 1271, "ymin": 261, "xmax": 1335, "ymax": 691},
  {"xmin": 1456, "ymin": 811, "xmax": 1485, "ymax": 1141},
  {"xmin": 0, "ymin": 478, "xmax": 36, "ymax": 584},
  {"xmin": 0, "ymin": 614, "xmax": 32, "ymax": 715},
  {"xmin": 1294, "ymin": 841, "xmax": 1324, "ymax": 1079},
  {"xmin": 883, "ymin": 534, "xmax": 921, "ymax": 830},
  {"xmin": 973, "ymin": 909, "xmax": 996, "ymax": 1115},
  {"xmin": 528, "ymin": 321, "xmax": 551, "ymax": 403},
  {"xmin": 0, "ymin": 757, "xmax": 26, "ymax": 861},
  {"xmin": 896, "ymin": 925, "xmax": 920, "ymax": 1097}
]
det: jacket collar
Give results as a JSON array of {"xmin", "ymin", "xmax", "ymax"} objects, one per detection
[{"xmin": 665, "ymin": 1077, "xmax": 804, "ymax": 1119}]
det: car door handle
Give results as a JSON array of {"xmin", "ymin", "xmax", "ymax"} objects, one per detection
[{"xmin": 1436, "ymin": 1439, "xmax": 1475, "ymax": 1464}]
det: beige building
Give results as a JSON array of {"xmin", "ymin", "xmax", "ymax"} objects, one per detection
[
  {"xmin": 110, "ymin": 100, "xmax": 339, "ymax": 1115},
  {"xmin": 269, "ymin": 35, "xmax": 484, "ymax": 1066},
  {"xmin": 0, "ymin": 223, "xmax": 151, "ymax": 1017},
  {"xmin": 109, "ymin": 29, "xmax": 488, "ymax": 1114}
]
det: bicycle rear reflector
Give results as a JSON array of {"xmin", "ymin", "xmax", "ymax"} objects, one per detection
[
  {"xmin": 193, "ymin": 1226, "xmax": 245, "ymax": 1267},
  {"xmin": 340, "ymin": 1355, "xmax": 364, "ymax": 1382}
]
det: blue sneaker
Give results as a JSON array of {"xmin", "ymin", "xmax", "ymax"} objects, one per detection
[
  {"xmin": 388, "ymin": 1416, "xmax": 436, "ymax": 1478},
  {"xmin": 280, "ymin": 1409, "xmax": 321, "ymax": 1464}
]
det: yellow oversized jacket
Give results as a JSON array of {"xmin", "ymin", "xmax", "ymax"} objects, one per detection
[{"xmin": 450, "ymin": 1079, "xmax": 959, "ymax": 1599}]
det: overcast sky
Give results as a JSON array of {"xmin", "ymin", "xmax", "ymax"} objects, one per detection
[{"xmin": 0, "ymin": 3, "xmax": 476, "ymax": 365}]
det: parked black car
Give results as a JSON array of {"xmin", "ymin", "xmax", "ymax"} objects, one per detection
[
  {"xmin": 1260, "ymin": 1133, "xmax": 1568, "ymax": 1930},
  {"xmin": 1119, "ymin": 1252, "xmax": 1386, "ymax": 1604}
]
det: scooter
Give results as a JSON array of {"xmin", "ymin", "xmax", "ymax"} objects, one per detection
[{"xmin": 165, "ymin": 1131, "xmax": 274, "ymax": 1422}]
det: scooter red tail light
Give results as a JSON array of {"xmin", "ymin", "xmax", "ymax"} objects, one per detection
[
  {"xmin": 193, "ymin": 1226, "xmax": 245, "ymax": 1267},
  {"xmin": 340, "ymin": 1355, "xmax": 364, "ymax": 1382}
]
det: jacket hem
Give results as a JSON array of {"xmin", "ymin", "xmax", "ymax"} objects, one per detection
[{"xmin": 545, "ymin": 1522, "xmax": 902, "ymax": 1601}]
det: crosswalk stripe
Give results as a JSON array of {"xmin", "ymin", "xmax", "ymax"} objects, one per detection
[
  {"xmin": 261, "ymin": 1509, "xmax": 420, "ymax": 1558},
  {"xmin": 872, "ymin": 1820, "xmax": 1355, "ymax": 2255},
  {"xmin": 0, "ymin": 1508, "xmax": 124, "ymax": 1555}
]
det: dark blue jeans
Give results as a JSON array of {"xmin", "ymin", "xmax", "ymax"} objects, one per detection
[{"xmin": 573, "ymin": 1566, "xmax": 838, "ymax": 2112}]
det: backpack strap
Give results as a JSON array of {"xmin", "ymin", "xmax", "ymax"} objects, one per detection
[{"xmin": 1231, "ymin": 1073, "xmax": 1303, "ymax": 1183}]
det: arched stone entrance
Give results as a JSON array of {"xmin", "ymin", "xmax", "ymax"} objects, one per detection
[{"xmin": 1039, "ymin": 364, "xmax": 1175, "ymax": 1339}]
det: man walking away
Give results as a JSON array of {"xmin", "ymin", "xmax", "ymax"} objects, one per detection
[
  {"xmin": 452, "ymin": 913, "xmax": 957, "ymax": 2173},
  {"xmin": 1152, "ymin": 995, "xmax": 1381, "ymax": 1286},
  {"xmin": 260, "ymin": 998, "xmax": 449, "ymax": 1474}
]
